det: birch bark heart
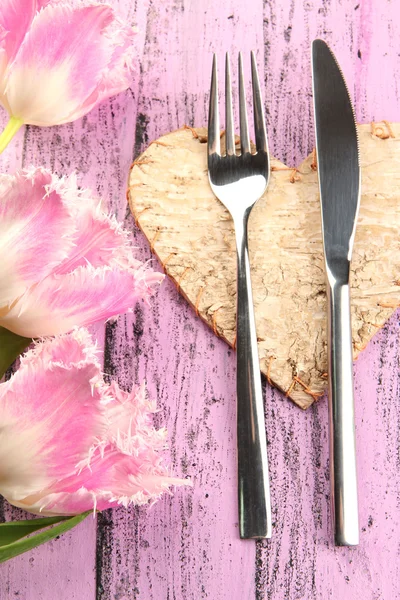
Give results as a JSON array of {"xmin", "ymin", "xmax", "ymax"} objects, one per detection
[{"xmin": 128, "ymin": 123, "xmax": 400, "ymax": 409}]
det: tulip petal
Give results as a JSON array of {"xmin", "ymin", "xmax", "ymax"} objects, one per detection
[
  {"xmin": 2, "ymin": 265, "xmax": 163, "ymax": 338},
  {"xmin": 103, "ymin": 381, "xmax": 164, "ymax": 455},
  {"xmin": 0, "ymin": 1, "xmax": 54, "ymax": 111},
  {"xmin": 65, "ymin": 16, "xmax": 136, "ymax": 122},
  {"xmin": 0, "ymin": 330, "xmax": 190, "ymax": 516},
  {"xmin": 0, "ymin": 168, "xmax": 76, "ymax": 309},
  {"xmin": 14, "ymin": 453, "xmax": 191, "ymax": 515},
  {"xmin": 49, "ymin": 176, "xmax": 142, "ymax": 275},
  {"xmin": 0, "ymin": 1, "xmax": 36, "ymax": 79},
  {"xmin": 5, "ymin": 4, "xmax": 118, "ymax": 125},
  {"xmin": 0, "ymin": 167, "xmax": 163, "ymax": 337},
  {"xmin": 0, "ymin": 329, "xmax": 106, "ymax": 500}
]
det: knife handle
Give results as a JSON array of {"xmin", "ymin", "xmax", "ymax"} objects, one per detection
[
  {"xmin": 327, "ymin": 279, "xmax": 359, "ymax": 546},
  {"xmin": 235, "ymin": 212, "xmax": 272, "ymax": 539}
]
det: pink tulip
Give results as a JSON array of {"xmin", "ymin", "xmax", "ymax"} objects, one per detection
[
  {"xmin": 0, "ymin": 329, "xmax": 190, "ymax": 516},
  {"xmin": 0, "ymin": 0, "xmax": 136, "ymax": 151},
  {"xmin": 0, "ymin": 167, "xmax": 163, "ymax": 337}
]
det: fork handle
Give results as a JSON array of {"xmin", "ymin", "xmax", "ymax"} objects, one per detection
[
  {"xmin": 234, "ymin": 210, "xmax": 272, "ymax": 539},
  {"xmin": 327, "ymin": 279, "xmax": 359, "ymax": 546}
]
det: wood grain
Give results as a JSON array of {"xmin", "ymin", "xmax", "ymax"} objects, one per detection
[{"xmin": 0, "ymin": 0, "xmax": 399, "ymax": 599}]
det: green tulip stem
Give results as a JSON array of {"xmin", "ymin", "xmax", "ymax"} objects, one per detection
[{"xmin": 0, "ymin": 117, "xmax": 24, "ymax": 153}]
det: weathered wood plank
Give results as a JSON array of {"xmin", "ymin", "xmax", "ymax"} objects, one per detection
[{"xmin": 0, "ymin": 0, "xmax": 399, "ymax": 599}]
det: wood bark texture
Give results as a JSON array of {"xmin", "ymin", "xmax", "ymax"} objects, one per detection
[{"xmin": 128, "ymin": 122, "xmax": 400, "ymax": 408}]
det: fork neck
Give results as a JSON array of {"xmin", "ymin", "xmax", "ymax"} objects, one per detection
[{"xmin": 232, "ymin": 207, "xmax": 252, "ymax": 253}]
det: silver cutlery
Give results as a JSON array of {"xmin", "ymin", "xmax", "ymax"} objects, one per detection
[
  {"xmin": 207, "ymin": 52, "xmax": 272, "ymax": 539},
  {"xmin": 312, "ymin": 39, "xmax": 360, "ymax": 546}
]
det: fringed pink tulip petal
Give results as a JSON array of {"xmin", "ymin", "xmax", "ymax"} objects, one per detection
[
  {"xmin": 0, "ymin": 168, "xmax": 75, "ymax": 309},
  {"xmin": 3, "ymin": 2, "xmax": 135, "ymax": 126},
  {"xmin": 0, "ymin": 329, "xmax": 106, "ymax": 500},
  {"xmin": 102, "ymin": 381, "xmax": 168, "ymax": 458},
  {"xmin": 65, "ymin": 16, "xmax": 136, "ymax": 122},
  {"xmin": 53, "ymin": 214, "xmax": 126, "ymax": 274},
  {"xmin": 22, "ymin": 170, "xmax": 144, "ymax": 275},
  {"xmin": 14, "ymin": 454, "xmax": 191, "ymax": 516},
  {"xmin": 0, "ymin": 167, "xmax": 163, "ymax": 337},
  {"xmin": 51, "ymin": 192, "xmax": 142, "ymax": 275},
  {"xmin": 2, "ymin": 265, "xmax": 163, "ymax": 337},
  {"xmin": 0, "ymin": 330, "xmax": 190, "ymax": 516}
]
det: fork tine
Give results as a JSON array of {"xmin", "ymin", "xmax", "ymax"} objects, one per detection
[
  {"xmin": 225, "ymin": 53, "xmax": 236, "ymax": 156},
  {"xmin": 251, "ymin": 51, "xmax": 268, "ymax": 153},
  {"xmin": 208, "ymin": 54, "xmax": 220, "ymax": 156},
  {"xmin": 238, "ymin": 52, "xmax": 250, "ymax": 155}
]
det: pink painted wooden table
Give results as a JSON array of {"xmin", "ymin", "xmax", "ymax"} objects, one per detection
[{"xmin": 1, "ymin": 1, "xmax": 400, "ymax": 598}]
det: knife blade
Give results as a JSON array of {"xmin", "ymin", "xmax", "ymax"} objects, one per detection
[{"xmin": 312, "ymin": 39, "xmax": 360, "ymax": 546}]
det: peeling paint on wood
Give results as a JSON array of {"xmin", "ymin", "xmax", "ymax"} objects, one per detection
[{"xmin": 0, "ymin": 0, "xmax": 400, "ymax": 599}]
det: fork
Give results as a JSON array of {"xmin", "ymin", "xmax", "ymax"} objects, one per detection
[{"xmin": 207, "ymin": 52, "xmax": 272, "ymax": 539}]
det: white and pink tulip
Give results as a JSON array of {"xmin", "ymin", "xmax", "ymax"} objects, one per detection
[
  {"xmin": 0, "ymin": 0, "xmax": 136, "ymax": 151},
  {"xmin": 0, "ymin": 329, "xmax": 190, "ymax": 516},
  {"xmin": 0, "ymin": 167, "xmax": 163, "ymax": 338}
]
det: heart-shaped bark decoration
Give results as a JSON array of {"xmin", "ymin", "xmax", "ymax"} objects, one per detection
[{"xmin": 128, "ymin": 122, "xmax": 400, "ymax": 409}]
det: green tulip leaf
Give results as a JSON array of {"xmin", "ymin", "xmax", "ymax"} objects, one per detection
[
  {"xmin": 0, "ymin": 511, "xmax": 92, "ymax": 563},
  {"xmin": 0, "ymin": 327, "xmax": 31, "ymax": 379},
  {"xmin": 0, "ymin": 515, "xmax": 70, "ymax": 547}
]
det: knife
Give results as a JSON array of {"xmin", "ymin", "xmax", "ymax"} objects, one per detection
[{"xmin": 312, "ymin": 39, "xmax": 360, "ymax": 546}]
